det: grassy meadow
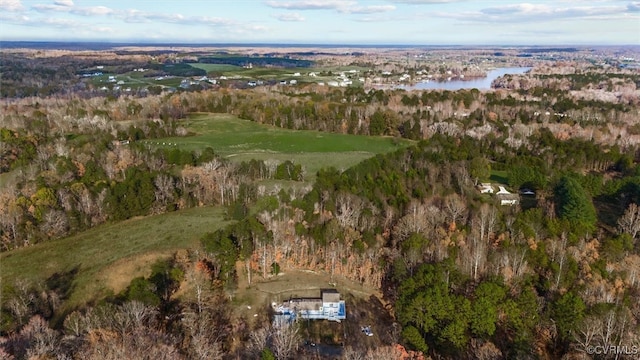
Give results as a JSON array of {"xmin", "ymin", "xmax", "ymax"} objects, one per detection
[
  {"xmin": 0, "ymin": 206, "xmax": 230, "ymax": 309},
  {"xmin": 189, "ymin": 63, "xmax": 243, "ymax": 73},
  {"xmin": 148, "ymin": 113, "xmax": 412, "ymax": 181},
  {"xmin": 189, "ymin": 63, "xmax": 369, "ymax": 84},
  {"xmin": 1, "ymin": 113, "xmax": 409, "ymax": 312}
]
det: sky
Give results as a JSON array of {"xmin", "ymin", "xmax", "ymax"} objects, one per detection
[{"xmin": 0, "ymin": 0, "xmax": 639, "ymax": 45}]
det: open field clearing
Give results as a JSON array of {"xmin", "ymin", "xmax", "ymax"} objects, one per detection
[
  {"xmin": 188, "ymin": 63, "xmax": 243, "ymax": 73},
  {"xmin": 234, "ymin": 268, "xmax": 379, "ymax": 310},
  {"xmin": 148, "ymin": 113, "xmax": 412, "ymax": 180},
  {"xmin": 227, "ymin": 267, "xmax": 394, "ymax": 353},
  {"xmin": 0, "ymin": 206, "xmax": 230, "ymax": 309}
]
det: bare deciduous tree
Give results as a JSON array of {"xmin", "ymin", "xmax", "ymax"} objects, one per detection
[
  {"xmin": 335, "ymin": 192, "xmax": 364, "ymax": 229},
  {"xmin": 40, "ymin": 209, "xmax": 69, "ymax": 238},
  {"xmin": 270, "ymin": 323, "xmax": 301, "ymax": 360},
  {"xmin": 6, "ymin": 280, "xmax": 37, "ymax": 327},
  {"xmin": 182, "ymin": 311, "xmax": 224, "ymax": 360},
  {"xmin": 154, "ymin": 173, "xmax": 175, "ymax": 207},
  {"xmin": 364, "ymin": 345, "xmax": 404, "ymax": 360},
  {"xmin": 618, "ymin": 203, "xmax": 640, "ymax": 240},
  {"xmin": 393, "ymin": 200, "xmax": 429, "ymax": 246},
  {"xmin": 20, "ymin": 315, "xmax": 60, "ymax": 359},
  {"xmin": 343, "ymin": 346, "xmax": 366, "ymax": 360},
  {"xmin": 444, "ymin": 193, "xmax": 467, "ymax": 228},
  {"xmin": 247, "ymin": 327, "xmax": 270, "ymax": 357}
]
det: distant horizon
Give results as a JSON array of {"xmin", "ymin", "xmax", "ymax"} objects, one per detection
[
  {"xmin": 1, "ymin": 1, "xmax": 638, "ymax": 46},
  {"xmin": 2, "ymin": 40, "xmax": 638, "ymax": 49}
]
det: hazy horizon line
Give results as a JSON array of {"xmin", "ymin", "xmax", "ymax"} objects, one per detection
[{"xmin": 1, "ymin": 40, "xmax": 638, "ymax": 50}]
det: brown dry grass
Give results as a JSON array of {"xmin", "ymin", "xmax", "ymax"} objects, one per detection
[{"xmin": 98, "ymin": 251, "xmax": 174, "ymax": 296}]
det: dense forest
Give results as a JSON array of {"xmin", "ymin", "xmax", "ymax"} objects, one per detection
[{"xmin": 1, "ymin": 49, "xmax": 639, "ymax": 359}]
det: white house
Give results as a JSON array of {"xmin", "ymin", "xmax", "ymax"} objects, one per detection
[
  {"xmin": 478, "ymin": 183, "xmax": 494, "ymax": 194},
  {"xmin": 273, "ymin": 289, "xmax": 346, "ymax": 325},
  {"xmin": 496, "ymin": 186, "xmax": 519, "ymax": 206},
  {"xmin": 500, "ymin": 199, "xmax": 519, "ymax": 206}
]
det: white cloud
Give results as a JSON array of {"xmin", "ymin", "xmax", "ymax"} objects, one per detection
[
  {"xmin": 628, "ymin": 1, "xmax": 640, "ymax": 11},
  {"xmin": 53, "ymin": 0, "xmax": 73, "ymax": 6},
  {"xmin": 41, "ymin": 17, "xmax": 81, "ymax": 27},
  {"xmin": 72, "ymin": 6, "xmax": 114, "ymax": 16},
  {"xmin": 354, "ymin": 16, "xmax": 385, "ymax": 22},
  {"xmin": 265, "ymin": 0, "xmax": 355, "ymax": 11},
  {"xmin": 387, "ymin": 0, "xmax": 466, "ymax": 3},
  {"xmin": 0, "ymin": 12, "xmax": 29, "ymax": 24},
  {"xmin": 0, "ymin": 0, "xmax": 24, "ymax": 11},
  {"xmin": 190, "ymin": 16, "xmax": 235, "ymax": 26},
  {"xmin": 32, "ymin": 3, "xmax": 232, "ymax": 27},
  {"xmin": 32, "ymin": 3, "xmax": 70, "ymax": 12},
  {"xmin": 0, "ymin": 11, "xmax": 114, "ymax": 35},
  {"xmin": 481, "ymin": 3, "xmax": 625, "ymax": 19},
  {"xmin": 93, "ymin": 26, "xmax": 114, "ymax": 33},
  {"xmin": 122, "ymin": 10, "xmax": 234, "ymax": 27},
  {"xmin": 266, "ymin": 1, "xmax": 395, "ymax": 15},
  {"xmin": 433, "ymin": 2, "xmax": 634, "ymax": 23},
  {"xmin": 346, "ymin": 5, "xmax": 396, "ymax": 14},
  {"xmin": 273, "ymin": 12, "xmax": 306, "ymax": 21},
  {"xmin": 33, "ymin": 3, "xmax": 116, "ymax": 17}
]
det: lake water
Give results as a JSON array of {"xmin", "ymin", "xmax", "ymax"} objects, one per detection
[{"xmin": 399, "ymin": 67, "xmax": 532, "ymax": 91}]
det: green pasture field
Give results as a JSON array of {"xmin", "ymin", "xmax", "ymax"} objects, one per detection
[
  {"xmin": 489, "ymin": 170, "xmax": 509, "ymax": 185},
  {"xmin": 0, "ymin": 206, "xmax": 230, "ymax": 309},
  {"xmin": 187, "ymin": 63, "xmax": 369, "ymax": 82},
  {"xmin": 189, "ymin": 63, "xmax": 243, "ymax": 73},
  {"xmin": 147, "ymin": 113, "xmax": 412, "ymax": 180}
]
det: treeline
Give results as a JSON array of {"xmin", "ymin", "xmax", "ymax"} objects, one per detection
[
  {"xmin": 0, "ymin": 52, "xmax": 151, "ymax": 98},
  {"xmin": 147, "ymin": 63, "xmax": 207, "ymax": 77},
  {"xmin": 3, "ymin": 78, "xmax": 639, "ymax": 153},
  {"xmin": 199, "ymin": 56, "xmax": 313, "ymax": 68},
  {"xmin": 0, "ymin": 55, "xmax": 78, "ymax": 98}
]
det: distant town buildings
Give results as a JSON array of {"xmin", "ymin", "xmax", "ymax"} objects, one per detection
[{"xmin": 477, "ymin": 184, "xmax": 521, "ymax": 206}]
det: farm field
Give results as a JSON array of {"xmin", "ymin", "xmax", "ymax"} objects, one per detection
[
  {"xmin": 188, "ymin": 63, "xmax": 243, "ymax": 73},
  {"xmin": 188, "ymin": 63, "xmax": 368, "ymax": 84},
  {"xmin": 0, "ymin": 206, "xmax": 230, "ymax": 310},
  {"xmin": 148, "ymin": 113, "xmax": 412, "ymax": 181}
]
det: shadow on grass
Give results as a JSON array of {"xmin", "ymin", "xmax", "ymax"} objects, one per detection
[
  {"xmin": 489, "ymin": 171, "xmax": 509, "ymax": 185},
  {"xmin": 45, "ymin": 265, "xmax": 80, "ymax": 301},
  {"xmin": 44, "ymin": 265, "xmax": 81, "ymax": 328}
]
